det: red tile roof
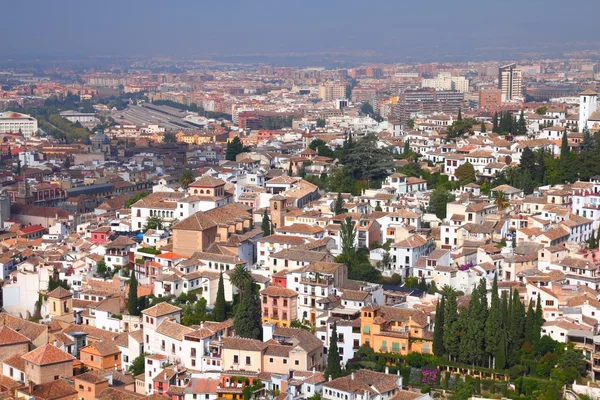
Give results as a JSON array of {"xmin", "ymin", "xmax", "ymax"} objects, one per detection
[{"xmin": 22, "ymin": 344, "xmax": 75, "ymax": 365}]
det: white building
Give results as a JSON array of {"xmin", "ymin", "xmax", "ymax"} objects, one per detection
[
  {"xmin": 0, "ymin": 111, "xmax": 38, "ymax": 138},
  {"xmin": 422, "ymin": 72, "xmax": 469, "ymax": 93},
  {"xmin": 579, "ymin": 89, "xmax": 598, "ymax": 132}
]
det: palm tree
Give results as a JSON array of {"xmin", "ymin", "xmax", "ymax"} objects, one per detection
[
  {"xmin": 230, "ymin": 264, "xmax": 251, "ymax": 302},
  {"xmin": 441, "ymin": 285, "xmax": 458, "ymax": 298},
  {"xmin": 179, "ymin": 170, "xmax": 194, "ymax": 190},
  {"xmin": 494, "ymin": 190, "xmax": 509, "ymax": 211}
]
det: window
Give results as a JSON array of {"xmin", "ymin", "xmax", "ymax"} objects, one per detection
[
  {"xmin": 54, "ymin": 376, "xmax": 59, "ymax": 381},
  {"xmin": 269, "ymin": 358, "xmax": 274, "ymax": 363},
  {"xmin": 233, "ymin": 355, "xmax": 239, "ymax": 364},
  {"xmin": 295, "ymin": 360, "xmax": 299, "ymax": 365},
  {"xmin": 88, "ymin": 387, "xmax": 92, "ymax": 392},
  {"xmin": 363, "ymin": 326, "xmax": 370, "ymax": 334},
  {"xmin": 78, "ymin": 385, "xmax": 84, "ymax": 390},
  {"xmin": 245, "ymin": 356, "xmax": 251, "ymax": 365},
  {"xmin": 392, "ymin": 342, "xmax": 400, "ymax": 352},
  {"xmin": 283, "ymin": 359, "xmax": 287, "ymax": 364}
]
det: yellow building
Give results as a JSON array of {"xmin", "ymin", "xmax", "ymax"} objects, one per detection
[
  {"xmin": 360, "ymin": 305, "xmax": 432, "ymax": 355},
  {"xmin": 47, "ymin": 287, "xmax": 73, "ymax": 322}
]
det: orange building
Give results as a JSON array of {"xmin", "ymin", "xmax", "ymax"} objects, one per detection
[
  {"xmin": 74, "ymin": 371, "xmax": 109, "ymax": 400},
  {"xmin": 80, "ymin": 341, "xmax": 122, "ymax": 371},
  {"xmin": 479, "ymin": 89, "xmax": 502, "ymax": 108},
  {"xmin": 360, "ymin": 305, "xmax": 433, "ymax": 355}
]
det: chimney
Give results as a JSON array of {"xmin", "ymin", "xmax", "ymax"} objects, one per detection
[
  {"xmin": 115, "ymin": 364, "xmax": 118, "ymax": 371},
  {"xmin": 351, "ymin": 372, "xmax": 355, "ymax": 381},
  {"xmin": 385, "ymin": 366, "xmax": 389, "ymax": 374},
  {"xmin": 53, "ymin": 340, "xmax": 57, "ymax": 347},
  {"xmin": 328, "ymin": 375, "xmax": 332, "ymax": 382},
  {"xmin": 164, "ymin": 373, "xmax": 168, "ymax": 381}
]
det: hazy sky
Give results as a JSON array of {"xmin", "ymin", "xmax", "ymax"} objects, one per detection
[{"xmin": 2, "ymin": 0, "xmax": 600, "ymax": 59}]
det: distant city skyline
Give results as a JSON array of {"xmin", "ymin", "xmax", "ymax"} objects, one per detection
[{"xmin": 2, "ymin": 0, "xmax": 600, "ymax": 62}]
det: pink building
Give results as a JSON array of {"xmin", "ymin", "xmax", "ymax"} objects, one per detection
[{"xmin": 260, "ymin": 285, "xmax": 298, "ymax": 327}]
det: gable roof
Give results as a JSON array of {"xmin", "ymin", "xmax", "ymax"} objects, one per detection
[
  {"xmin": 142, "ymin": 302, "xmax": 182, "ymax": 317},
  {"xmin": 22, "ymin": 344, "xmax": 75, "ymax": 365}
]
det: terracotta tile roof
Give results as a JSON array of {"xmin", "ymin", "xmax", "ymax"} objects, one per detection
[
  {"xmin": 261, "ymin": 285, "xmax": 298, "ymax": 297},
  {"xmin": 22, "ymin": 344, "xmax": 75, "ymax": 366},
  {"xmin": 323, "ymin": 369, "xmax": 399, "ymax": 395},
  {"xmin": 156, "ymin": 319, "xmax": 195, "ymax": 340},
  {"xmin": 96, "ymin": 387, "xmax": 147, "ymax": 400},
  {"xmin": 47, "ymin": 287, "xmax": 72, "ymax": 299},
  {"xmin": 222, "ymin": 337, "xmax": 266, "ymax": 352},
  {"xmin": 0, "ymin": 325, "xmax": 30, "ymax": 346},
  {"xmin": 3, "ymin": 354, "xmax": 25, "ymax": 371},
  {"xmin": 142, "ymin": 302, "xmax": 182, "ymax": 317},
  {"xmin": 83, "ymin": 340, "xmax": 120, "ymax": 356},
  {"xmin": 192, "ymin": 378, "xmax": 219, "ymax": 394},
  {"xmin": 75, "ymin": 371, "xmax": 108, "ymax": 384},
  {"xmin": 0, "ymin": 313, "xmax": 47, "ymax": 341}
]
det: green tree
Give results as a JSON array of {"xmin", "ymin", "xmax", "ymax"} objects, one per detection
[
  {"xmin": 124, "ymin": 191, "xmax": 149, "ymax": 208},
  {"xmin": 433, "ymin": 296, "xmax": 445, "ymax": 356},
  {"xmin": 521, "ymin": 169, "xmax": 533, "ymax": 195},
  {"xmin": 344, "ymin": 133, "xmax": 394, "ymax": 183},
  {"xmin": 457, "ymin": 107, "xmax": 463, "ymax": 121},
  {"xmin": 455, "ymin": 162, "xmax": 476, "ymax": 185},
  {"xmin": 517, "ymin": 110, "xmax": 527, "ymax": 136},
  {"xmin": 129, "ymin": 354, "xmax": 145, "ymax": 375},
  {"xmin": 226, "ymin": 136, "xmax": 244, "ymax": 161},
  {"xmin": 340, "ymin": 217, "xmax": 356, "ymax": 256},
  {"xmin": 334, "ymin": 192, "xmax": 344, "ymax": 215},
  {"xmin": 492, "ymin": 112, "xmax": 499, "ymax": 132},
  {"xmin": 524, "ymin": 300, "xmax": 535, "ymax": 344},
  {"xmin": 47, "ymin": 276, "xmax": 70, "ymax": 291},
  {"xmin": 520, "ymin": 147, "xmax": 535, "ymax": 173},
  {"xmin": 233, "ymin": 279, "xmax": 262, "ymax": 340},
  {"xmin": 163, "ymin": 132, "xmax": 177, "ymax": 143},
  {"xmin": 213, "ymin": 272, "xmax": 227, "ymax": 322},
  {"xmin": 324, "ymin": 323, "xmax": 342, "ymax": 379},
  {"xmin": 230, "ymin": 264, "xmax": 251, "ymax": 303},
  {"xmin": 560, "ymin": 130, "xmax": 570, "ymax": 159},
  {"xmin": 127, "ymin": 273, "xmax": 139, "ymax": 316},
  {"xmin": 261, "ymin": 210, "xmax": 271, "ymax": 237},
  {"xmin": 485, "ymin": 274, "xmax": 502, "ymax": 368},
  {"xmin": 496, "ymin": 331, "xmax": 507, "ymax": 370},
  {"xmin": 428, "ymin": 189, "xmax": 455, "ymax": 219},
  {"xmin": 443, "ymin": 292, "xmax": 459, "ymax": 361},
  {"xmin": 96, "ymin": 260, "xmax": 107, "ymax": 278},
  {"xmin": 360, "ymin": 102, "xmax": 374, "ymax": 115},
  {"xmin": 558, "ymin": 347, "xmax": 587, "ymax": 377},
  {"xmin": 316, "ymin": 118, "xmax": 326, "ymax": 128},
  {"xmin": 536, "ymin": 106, "xmax": 548, "ymax": 115},
  {"xmin": 144, "ymin": 216, "xmax": 164, "ymax": 231},
  {"xmin": 480, "ymin": 121, "xmax": 486, "ymax": 133},
  {"xmin": 179, "ymin": 170, "xmax": 194, "ymax": 189}
]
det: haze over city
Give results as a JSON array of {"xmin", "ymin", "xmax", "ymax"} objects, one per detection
[{"xmin": 3, "ymin": 0, "xmax": 600, "ymax": 62}]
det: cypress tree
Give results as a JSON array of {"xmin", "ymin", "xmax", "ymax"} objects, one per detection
[
  {"xmin": 433, "ymin": 297, "xmax": 446, "ymax": 356},
  {"xmin": 485, "ymin": 274, "xmax": 502, "ymax": 368},
  {"xmin": 496, "ymin": 332, "xmax": 507, "ymax": 370},
  {"xmin": 457, "ymin": 108, "xmax": 463, "ymax": 121},
  {"xmin": 324, "ymin": 323, "xmax": 342, "ymax": 379},
  {"xmin": 480, "ymin": 121, "xmax": 487, "ymax": 133},
  {"xmin": 334, "ymin": 192, "xmax": 344, "ymax": 215},
  {"xmin": 457, "ymin": 307, "xmax": 470, "ymax": 364},
  {"xmin": 443, "ymin": 292, "xmax": 459, "ymax": 361},
  {"xmin": 213, "ymin": 272, "xmax": 227, "ymax": 322},
  {"xmin": 233, "ymin": 279, "xmax": 262, "ymax": 340},
  {"xmin": 560, "ymin": 131, "xmax": 570, "ymax": 159},
  {"xmin": 492, "ymin": 112, "xmax": 499, "ymax": 132},
  {"xmin": 524, "ymin": 301, "xmax": 535, "ymax": 344},
  {"xmin": 261, "ymin": 210, "xmax": 271, "ymax": 237},
  {"xmin": 508, "ymin": 290, "xmax": 525, "ymax": 360},
  {"xmin": 517, "ymin": 110, "xmax": 527, "ymax": 136},
  {"xmin": 404, "ymin": 139, "xmax": 410, "ymax": 155},
  {"xmin": 127, "ymin": 273, "xmax": 138, "ymax": 316},
  {"xmin": 532, "ymin": 293, "xmax": 543, "ymax": 345}
]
